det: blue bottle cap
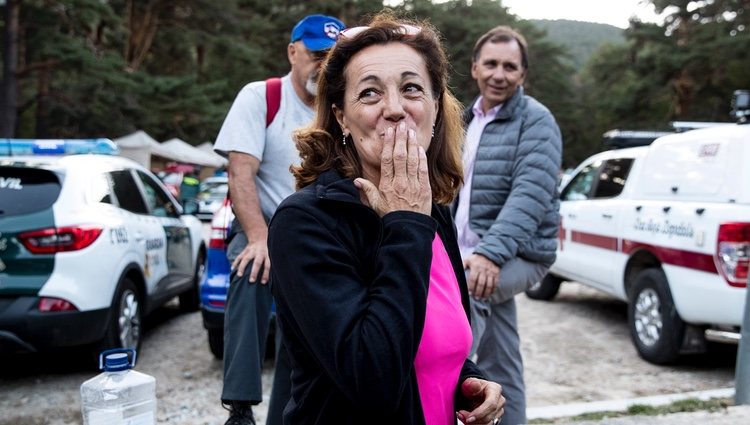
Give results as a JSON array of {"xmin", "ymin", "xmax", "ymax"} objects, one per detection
[
  {"xmin": 99, "ymin": 348, "xmax": 137, "ymax": 371},
  {"xmin": 103, "ymin": 353, "xmax": 131, "ymax": 372}
]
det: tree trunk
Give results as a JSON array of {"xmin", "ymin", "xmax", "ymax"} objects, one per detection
[
  {"xmin": 673, "ymin": 69, "xmax": 694, "ymax": 118},
  {"xmin": 35, "ymin": 65, "xmax": 51, "ymax": 138},
  {"xmin": 1, "ymin": 0, "xmax": 20, "ymax": 137},
  {"xmin": 124, "ymin": 0, "xmax": 163, "ymax": 72}
]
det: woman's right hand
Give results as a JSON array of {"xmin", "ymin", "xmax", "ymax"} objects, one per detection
[
  {"xmin": 457, "ymin": 377, "xmax": 505, "ymax": 425},
  {"xmin": 355, "ymin": 121, "xmax": 432, "ymax": 217}
]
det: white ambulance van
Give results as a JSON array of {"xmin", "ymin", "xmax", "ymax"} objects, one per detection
[{"xmin": 529, "ymin": 91, "xmax": 750, "ymax": 364}]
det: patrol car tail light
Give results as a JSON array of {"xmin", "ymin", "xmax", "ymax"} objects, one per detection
[
  {"xmin": 209, "ymin": 226, "xmax": 227, "ymax": 249},
  {"xmin": 716, "ymin": 222, "xmax": 750, "ymax": 287},
  {"xmin": 19, "ymin": 225, "xmax": 104, "ymax": 254},
  {"xmin": 38, "ymin": 297, "xmax": 78, "ymax": 312},
  {"xmin": 209, "ymin": 196, "xmax": 232, "ymax": 249}
]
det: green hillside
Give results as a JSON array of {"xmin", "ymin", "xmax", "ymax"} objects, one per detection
[{"xmin": 531, "ymin": 19, "xmax": 625, "ymax": 68}]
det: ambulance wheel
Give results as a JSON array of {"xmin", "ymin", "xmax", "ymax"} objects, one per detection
[
  {"xmin": 628, "ymin": 269, "xmax": 684, "ymax": 364},
  {"xmin": 179, "ymin": 250, "xmax": 205, "ymax": 312},
  {"xmin": 208, "ymin": 328, "xmax": 224, "ymax": 359},
  {"xmin": 525, "ymin": 274, "xmax": 562, "ymax": 300},
  {"xmin": 102, "ymin": 278, "xmax": 143, "ymax": 354}
]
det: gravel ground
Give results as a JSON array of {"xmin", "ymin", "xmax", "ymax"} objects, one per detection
[{"xmin": 0, "ymin": 282, "xmax": 738, "ymax": 425}]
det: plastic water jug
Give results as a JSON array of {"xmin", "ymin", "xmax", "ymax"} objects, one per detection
[{"xmin": 80, "ymin": 348, "xmax": 157, "ymax": 425}]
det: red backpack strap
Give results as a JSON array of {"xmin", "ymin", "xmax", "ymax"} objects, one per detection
[{"xmin": 265, "ymin": 77, "xmax": 282, "ymax": 127}]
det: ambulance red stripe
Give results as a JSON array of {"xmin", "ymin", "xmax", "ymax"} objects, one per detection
[
  {"xmin": 569, "ymin": 231, "xmax": 718, "ymax": 275},
  {"xmin": 570, "ymin": 231, "xmax": 618, "ymax": 251},
  {"xmin": 621, "ymin": 240, "xmax": 718, "ymax": 275}
]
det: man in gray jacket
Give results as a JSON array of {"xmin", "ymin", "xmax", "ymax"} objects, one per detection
[{"xmin": 455, "ymin": 26, "xmax": 562, "ymax": 425}]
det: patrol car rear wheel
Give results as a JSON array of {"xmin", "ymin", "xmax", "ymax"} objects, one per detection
[
  {"xmin": 103, "ymin": 278, "xmax": 143, "ymax": 353},
  {"xmin": 179, "ymin": 250, "xmax": 205, "ymax": 312},
  {"xmin": 525, "ymin": 274, "xmax": 562, "ymax": 300},
  {"xmin": 628, "ymin": 269, "xmax": 684, "ymax": 364}
]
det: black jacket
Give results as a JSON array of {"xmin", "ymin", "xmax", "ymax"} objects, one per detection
[{"xmin": 268, "ymin": 169, "xmax": 484, "ymax": 425}]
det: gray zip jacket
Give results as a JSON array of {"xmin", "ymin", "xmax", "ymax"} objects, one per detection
[{"xmin": 463, "ymin": 86, "xmax": 562, "ymax": 268}]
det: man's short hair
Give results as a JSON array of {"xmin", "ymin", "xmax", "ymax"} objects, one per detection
[{"xmin": 472, "ymin": 26, "xmax": 529, "ymax": 70}]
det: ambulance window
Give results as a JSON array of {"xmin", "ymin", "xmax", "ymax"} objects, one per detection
[
  {"xmin": 0, "ymin": 166, "xmax": 60, "ymax": 216},
  {"xmin": 135, "ymin": 171, "xmax": 179, "ymax": 218},
  {"xmin": 593, "ymin": 158, "xmax": 633, "ymax": 199},
  {"xmin": 110, "ymin": 170, "xmax": 148, "ymax": 214},
  {"xmin": 561, "ymin": 162, "xmax": 599, "ymax": 201}
]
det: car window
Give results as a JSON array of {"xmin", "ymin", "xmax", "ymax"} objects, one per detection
[
  {"xmin": 89, "ymin": 173, "xmax": 113, "ymax": 204},
  {"xmin": 202, "ymin": 184, "xmax": 228, "ymax": 199},
  {"xmin": 0, "ymin": 166, "xmax": 60, "ymax": 217},
  {"xmin": 200, "ymin": 177, "xmax": 229, "ymax": 192},
  {"xmin": 136, "ymin": 171, "xmax": 179, "ymax": 218},
  {"xmin": 561, "ymin": 162, "xmax": 600, "ymax": 201},
  {"xmin": 110, "ymin": 169, "xmax": 148, "ymax": 214},
  {"xmin": 593, "ymin": 158, "xmax": 634, "ymax": 199},
  {"xmin": 160, "ymin": 172, "xmax": 183, "ymax": 186}
]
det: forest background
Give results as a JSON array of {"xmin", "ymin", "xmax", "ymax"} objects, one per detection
[{"xmin": 1, "ymin": 0, "xmax": 748, "ymax": 167}]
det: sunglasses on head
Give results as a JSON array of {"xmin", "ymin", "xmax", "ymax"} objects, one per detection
[{"xmin": 337, "ymin": 24, "xmax": 421, "ymax": 40}]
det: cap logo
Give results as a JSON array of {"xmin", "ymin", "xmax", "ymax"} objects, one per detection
[{"xmin": 324, "ymin": 22, "xmax": 341, "ymax": 39}]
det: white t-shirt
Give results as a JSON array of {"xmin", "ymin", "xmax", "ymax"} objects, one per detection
[{"xmin": 213, "ymin": 74, "xmax": 314, "ymax": 221}]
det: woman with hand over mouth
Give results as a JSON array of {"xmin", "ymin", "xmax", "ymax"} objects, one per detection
[{"xmin": 268, "ymin": 12, "xmax": 506, "ymax": 425}]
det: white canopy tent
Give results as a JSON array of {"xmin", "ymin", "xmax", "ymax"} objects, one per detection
[
  {"xmin": 162, "ymin": 138, "xmax": 225, "ymax": 168},
  {"xmin": 114, "ymin": 130, "xmax": 182, "ymax": 169},
  {"xmin": 114, "ymin": 131, "xmax": 225, "ymax": 169},
  {"xmin": 196, "ymin": 142, "xmax": 228, "ymax": 168}
]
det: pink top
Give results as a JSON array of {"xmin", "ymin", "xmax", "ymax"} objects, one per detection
[{"xmin": 414, "ymin": 235, "xmax": 473, "ymax": 425}]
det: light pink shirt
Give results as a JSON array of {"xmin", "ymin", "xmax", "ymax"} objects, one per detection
[
  {"xmin": 415, "ymin": 235, "xmax": 473, "ymax": 425},
  {"xmin": 455, "ymin": 98, "xmax": 503, "ymax": 260}
]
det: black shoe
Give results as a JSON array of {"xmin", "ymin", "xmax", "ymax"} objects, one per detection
[{"xmin": 223, "ymin": 401, "xmax": 256, "ymax": 425}]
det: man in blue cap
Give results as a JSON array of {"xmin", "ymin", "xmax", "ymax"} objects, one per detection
[{"xmin": 213, "ymin": 13, "xmax": 344, "ymax": 425}]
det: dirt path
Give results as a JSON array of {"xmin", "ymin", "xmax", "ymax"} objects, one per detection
[{"xmin": 0, "ymin": 283, "xmax": 737, "ymax": 425}]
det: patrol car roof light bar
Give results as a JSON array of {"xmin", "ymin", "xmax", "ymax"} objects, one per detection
[
  {"xmin": 732, "ymin": 89, "xmax": 750, "ymax": 123},
  {"xmin": 0, "ymin": 138, "xmax": 119, "ymax": 156}
]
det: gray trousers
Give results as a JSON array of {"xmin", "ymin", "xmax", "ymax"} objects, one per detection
[
  {"xmin": 222, "ymin": 230, "xmax": 293, "ymax": 425},
  {"xmin": 469, "ymin": 257, "xmax": 548, "ymax": 425}
]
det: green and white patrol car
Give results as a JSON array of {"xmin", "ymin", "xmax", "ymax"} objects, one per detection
[{"xmin": 0, "ymin": 139, "xmax": 206, "ymax": 359}]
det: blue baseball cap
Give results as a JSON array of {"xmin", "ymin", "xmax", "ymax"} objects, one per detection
[{"xmin": 290, "ymin": 14, "xmax": 345, "ymax": 51}]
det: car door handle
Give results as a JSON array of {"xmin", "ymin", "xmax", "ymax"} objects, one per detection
[
  {"xmin": 602, "ymin": 214, "xmax": 613, "ymax": 219},
  {"xmin": 567, "ymin": 213, "xmax": 576, "ymax": 219},
  {"xmin": 134, "ymin": 232, "xmax": 145, "ymax": 242}
]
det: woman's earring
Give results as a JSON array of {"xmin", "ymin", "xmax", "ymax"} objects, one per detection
[
  {"xmin": 431, "ymin": 126, "xmax": 435, "ymax": 139},
  {"xmin": 342, "ymin": 133, "xmax": 347, "ymax": 146}
]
